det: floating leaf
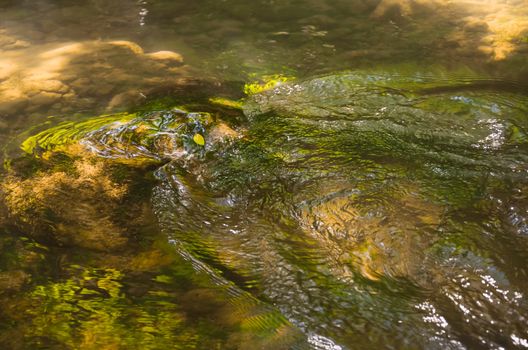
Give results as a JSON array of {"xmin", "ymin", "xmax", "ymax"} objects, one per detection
[{"xmin": 193, "ymin": 133, "xmax": 205, "ymax": 146}]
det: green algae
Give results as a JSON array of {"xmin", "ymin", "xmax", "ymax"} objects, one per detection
[
  {"xmin": 20, "ymin": 113, "xmax": 137, "ymax": 156},
  {"xmin": 26, "ymin": 266, "xmax": 199, "ymax": 349},
  {"xmin": 17, "ymin": 107, "xmax": 218, "ymax": 164},
  {"xmin": 3, "ymin": 70, "xmax": 528, "ymax": 349},
  {"xmin": 243, "ymin": 74, "xmax": 296, "ymax": 96},
  {"xmin": 19, "ymin": 260, "xmax": 302, "ymax": 349},
  {"xmin": 208, "ymin": 97, "xmax": 244, "ymax": 110}
]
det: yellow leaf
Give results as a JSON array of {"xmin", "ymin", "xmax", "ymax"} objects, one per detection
[{"xmin": 193, "ymin": 133, "xmax": 205, "ymax": 146}]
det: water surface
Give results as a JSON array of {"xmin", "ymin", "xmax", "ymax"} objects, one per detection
[{"xmin": 1, "ymin": 1, "xmax": 528, "ymax": 349}]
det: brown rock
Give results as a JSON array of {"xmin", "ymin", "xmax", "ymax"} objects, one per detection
[
  {"xmin": 0, "ymin": 118, "xmax": 7, "ymax": 130},
  {"xmin": 208, "ymin": 123, "xmax": 240, "ymax": 144},
  {"xmin": 4, "ymin": 40, "xmax": 31, "ymax": 50},
  {"xmin": 25, "ymin": 79, "xmax": 70, "ymax": 96},
  {"xmin": 146, "ymin": 50, "xmax": 184, "ymax": 64},
  {"xmin": 30, "ymin": 91, "xmax": 62, "ymax": 107},
  {"xmin": 0, "ymin": 96, "xmax": 29, "ymax": 115},
  {"xmin": 0, "ymin": 270, "xmax": 30, "ymax": 292},
  {"xmin": 106, "ymin": 90, "xmax": 146, "ymax": 111},
  {"xmin": 109, "ymin": 40, "xmax": 144, "ymax": 55}
]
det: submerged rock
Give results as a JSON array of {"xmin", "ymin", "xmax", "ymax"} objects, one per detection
[
  {"xmin": 0, "ymin": 38, "xmax": 208, "ymax": 157},
  {"xmin": 4, "ymin": 71, "xmax": 528, "ymax": 349},
  {"xmin": 2, "ymin": 156, "xmax": 131, "ymax": 251},
  {"xmin": 19, "ymin": 107, "xmax": 240, "ymax": 162}
]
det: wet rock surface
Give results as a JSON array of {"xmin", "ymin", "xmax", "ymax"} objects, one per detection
[
  {"xmin": 1, "ymin": 1, "xmax": 528, "ymax": 349},
  {"xmin": 0, "ymin": 39, "xmax": 193, "ymax": 117},
  {"xmin": 6, "ymin": 72, "xmax": 525, "ymax": 348}
]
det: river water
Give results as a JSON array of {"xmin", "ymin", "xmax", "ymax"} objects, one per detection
[{"xmin": 1, "ymin": 1, "xmax": 528, "ymax": 349}]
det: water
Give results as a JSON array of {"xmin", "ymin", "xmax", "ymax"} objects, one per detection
[{"xmin": 1, "ymin": 1, "xmax": 528, "ymax": 349}]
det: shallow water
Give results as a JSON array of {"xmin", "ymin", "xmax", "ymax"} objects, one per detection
[{"xmin": 1, "ymin": 1, "xmax": 528, "ymax": 349}]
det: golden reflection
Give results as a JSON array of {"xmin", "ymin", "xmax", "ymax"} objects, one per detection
[
  {"xmin": 1, "ymin": 148, "xmax": 135, "ymax": 250},
  {"xmin": 296, "ymin": 179, "xmax": 442, "ymax": 281},
  {"xmin": 0, "ymin": 37, "xmax": 192, "ymax": 119},
  {"xmin": 371, "ymin": 0, "xmax": 528, "ymax": 60},
  {"xmin": 0, "ymin": 58, "xmax": 17, "ymax": 81}
]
